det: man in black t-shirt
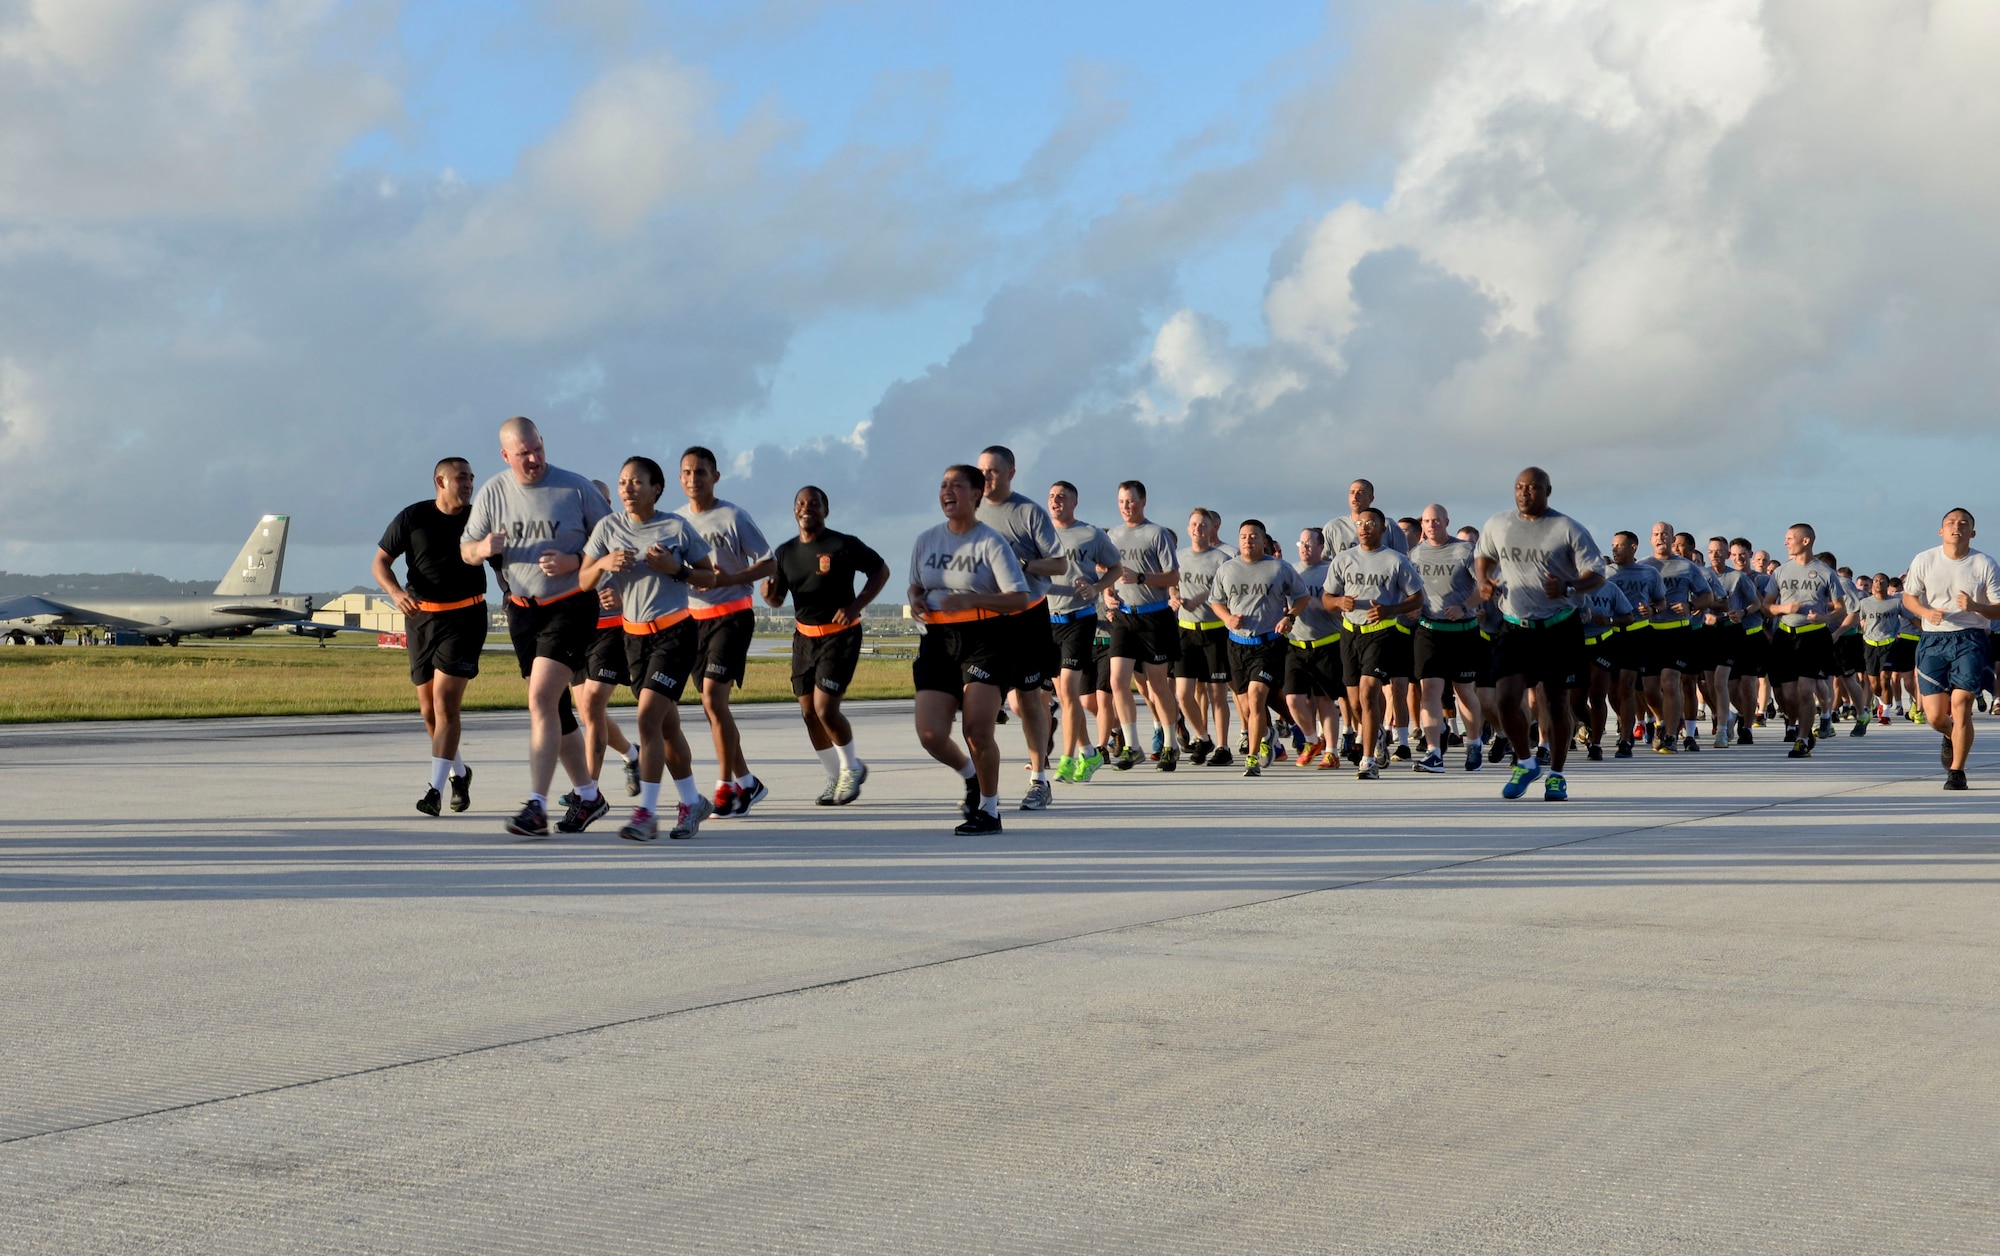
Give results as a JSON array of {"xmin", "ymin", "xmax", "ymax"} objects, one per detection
[
  {"xmin": 374, "ymin": 456, "xmax": 488, "ymax": 817},
  {"xmin": 760, "ymin": 485, "xmax": 891, "ymax": 805}
]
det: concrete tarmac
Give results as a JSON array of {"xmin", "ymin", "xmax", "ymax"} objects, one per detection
[{"xmin": 2, "ymin": 703, "xmax": 1996, "ymax": 1253}]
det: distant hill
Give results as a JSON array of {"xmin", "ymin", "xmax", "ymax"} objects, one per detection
[{"xmin": 0, "ymin": 571, "xmax": 213, "ymax": 598}]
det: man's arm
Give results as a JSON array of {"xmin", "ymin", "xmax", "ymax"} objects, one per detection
[
  {"xmin": 834, "ymin": 559, "xmax": 893, "ymax": 626},
  {"xmin": 371, "ymin": 549, "xmax": 417, "ymax": 616}
]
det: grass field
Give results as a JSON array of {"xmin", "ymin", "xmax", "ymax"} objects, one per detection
[{"xmin": 0, "ymin": 640, "xmax": 917, "ymax": 723}]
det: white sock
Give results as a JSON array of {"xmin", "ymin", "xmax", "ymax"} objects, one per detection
[
  {"xmin": 956, "ymin": 760, "xmax": 978, "ymax": 780},
  {"xmin": 1121, "ymin": 723, "xmax": 1137, "ymax": 747},
  {"xmin": 1034, "ymin": 768, "xmax": 1051, "ymax": 783},
  {"xmin": 639, "ymin": 781, "xmax": 662, "ymax": 812},
  {"xmin": 734, "ymin": 773, "xmax": 755, "ymax": 790},
  {"xmin": 673, "ymin": 776, "xmax": 701, "ymax": 807},
  {"xmin": 577, "ymin": 781, "xmax": 600, "ymax": 802},
  {"xmin": 451, "ymin": 757, "xmax": 467, "ymax": 776},
  {"xmin": 623, "ymin": 747, "xmax": 639, "ymax": 765},
  {"xmin": 833, "ymin": 740, "xmax": 860, "ymax": 771},
  {"xmin": 980, "ymin": 795, "xmax": 999, "ymax": 817},
  {"xmin": 816, "ymin": 746, "xmax": 841, "ymax": 780},
  {"xmin": 428, "ymin": 758, "xmax": 451, "ymax": 792},
  {"xmin": 1363, "ymin": 756, "xmax": 1377, "ymax": 768},
  {"xmin": 1393, "ymin": 726, "xmax": 1408, "ymax": 745},
  {"xmin": 528, "ymin": 792, "xmax": 547, "ymax": 808}
]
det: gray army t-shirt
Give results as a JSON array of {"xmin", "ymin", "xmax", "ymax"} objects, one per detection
[
  {"xmin": 1212, "ymin": 556, "xmax": 1307, "ymax": 637},
  {"xmin": 583, "ymin": 511, "xmax": 712, "ymax": 625},
  {"xmin": 1325, "ymin": 546, "xmax": 1425, "ymax": 628},
  {"xmin": 975, "ymin": 492, "xmax": 1062, "ymax": 603},
  {"xmin": 1410, "ymin": 540, "xmax": 1479, "ymax": 621},
  {"xmin": 462, "ymin": 464, "xmax": 613, "ymax": 602},
  {"xmin": 1176, "ymin": 545, "xmax": 1231, "ymax": 626},
  {"xmin": 1049, "ymin": 521, "xmax": 1121, "ymax": 619},
  {"xmin": 1107, "ymin": 521, "xmax": 1179, "ymax": 612},
  {"xmin": 1473, "ymin": 508, "xmax": 1605, "ymax": 623}
]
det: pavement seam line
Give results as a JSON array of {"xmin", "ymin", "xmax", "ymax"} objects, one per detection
[{"xmin": 0, "ymin": 754, "xmax": 1961, "ymax": 1148}]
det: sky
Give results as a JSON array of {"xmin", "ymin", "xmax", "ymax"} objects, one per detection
[{"xmin": 1, "ymin": 0, "xmax": 1996, "ymax": 592}]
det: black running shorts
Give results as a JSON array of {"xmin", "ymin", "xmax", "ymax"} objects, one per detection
[
  {"xmin": 1092, "ymin": 635, "xmax": 1113, "ymax": 693},
  {"xmin": 1733, "ymin": 625, "xmax": 1768, "ymax": 678},
  {"xmin": 1414, "ymin": 623, "xmax": 1485, "ymax": 685},
  {"xmin": 693, "ymin": 607, "xmax": 756, "ymax": 688},
  {"xmin": 1863, "ymin": 641, "xmax": 1896, "ymax": 676},
  {"xmin": 1889, "ymin": 636, "xmax": 1917, "ymax": 673},
  {"xmin": 791, "ymin": 624, "xmax": 864, "ymax": 697},
  {"xmin": 997, "ymin": 599, "xmax": 1059, "ymax": 691},
  {"xmin": 1769, "ymin": 626, "xmax": 1834, "ymax": 685},
  {"xmin": 407, "ymin": 603, "xmax": 487, "ymax": 686},
  {"xmin": 1835, "ymin": 632, "xmax": 1864, "ymax": 677},
  {"xmin": 1052, "ymin": 615, "xmax": 1098, "ymax": 673},
  {"xmin": 1110, "ymin": 606, "xmax": 1176, "ymax": 665},
  {"xmin": 1177, "ymin": 623, "xmax": 1229, "ymax": 684},
  {"xmin": 1283, "ymin": 640, "xmax": 1341, "ymax": 698},
  {"xmin": 1226, "ymin": 637, "xmax": 1283, "ymax": 695},
  {"xmin": 913, "ymin": 619, "xmax": 1007, "ymax": 695},
  {"xmin": 582, "ymin": 622, "xmax": 630, "ymax": 687},
  {"xmin": 1643, "ymin": 625, "xmax": 1693, "ymax": 676},
  {"xmin": 625, "ymin": 619, "xmax": 698, "ymax": 701},
  {"xmin": 1490, "ymin": 611, "xmax": 1585, "ymax": 692},
  {"xmin": 506, "ymin": 593, "xmax": 597, "ymax": 678},
  {"xmin": 1343, "ymin": 624, "xmax": 1412, "ymax": 686}
]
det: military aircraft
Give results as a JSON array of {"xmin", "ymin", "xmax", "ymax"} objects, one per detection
[{"xmin": 0, "ymin": 515, "xmax": 326, "ymax": 645}]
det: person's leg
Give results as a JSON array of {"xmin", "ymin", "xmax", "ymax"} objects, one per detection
[
  {"xmin": 1389, "ymin": 677, "xmax": 1411, "ymax": 751},
  {"xmin": 1586, "ymin": 667, "xmax": 1609, "ymax": 746},
  {"xmin": 1543, "ymin": 680, "xmax": 1574, "ymax": 773},
  {"xmin": 417, "ymin": 680, "xmax": 438, "ymax": 744},
  {"xmin": 1419, "ymin": 677, "xmax": 1447, "ymax": 750},
  {"xmin": 575, "ymin": 679, "xmax": 613, "ymax": 786},
  {"xmin": 1142, "ymin": 660, "xmax": 1181, "ymax": 745},
  {"xmin": 1658, "ymin": 668, "xmax": 1683, "ymax": 742},
  {"xmin": 1494, "ymin": 675, "xmax": 1533, "ymax": 759},
  {"xmin": 700, "ymin": 677, "xmax": 747, "ymax": 778},
  {"xmin": 525, "ymin": 658, "xmax": 575, "ymax": 799},
  {"xmin": 1016, "ymin": 687, "xmax": 1053, "ymax": 775},
  {"xmin": 1109, "ymin": 656, "xmax": 1140, "ymax": 746},
  {"xmin": 797, "ymin": 693, "xmax": 834, "ymax": 750},
  {"xmin": 1948, "ymin": 689, "xmax": 1976, "ymax": 770},
  {"xmin": 960, "ymin": 682, "xmax": 1005, "ymax": 805},
  {"xmin": 1358, "ymin": 676, "xmax": 1387, "ymax": 764},
  {"xmin": 915, "ymin": 690, "xmax": 968, "ymax": 769},
  {"xmin": 1208, "ymin": 680, "xmax": 1233, "ymax": 748},
  {"xmin": 1243, "ymin": 680, "xmax": 1272, "ymax": 764}
]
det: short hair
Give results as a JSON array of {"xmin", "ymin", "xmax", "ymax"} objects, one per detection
[
  {"xmin": 1398, "ymin": 516, "xmax": 1419, "ymax": 528},
  {"xmin": 1188, "ymin": 505, "xmax": 1211, "ymax": 519},
  {"xmin": 1887, "ymin": 576, "xmax": 1904, "ymax": 590},
  {"xmin": 1873, "ymin": 572, "xmax": 1889, "ymax": 585},
  {"xmin": 433, "ymin": 456, "xmax": 470, "ymax": 479},
  {"xmin": 1708, "ymin": 535, "xmax": 1728, "ymax": 547},
  {"xmin": 1730, "ymin": 537, "xmax": 1752, "ymax": 550},
  {"xmin": 1051, "ymin": 480, "xmax": 1078, "ymax": 498},
  {"xmin": 795, "ymin": 483, "xmax": 828, "ymax": 508},
  {"xmin": 681, "ymin": 445, "xmax": 718, "ymax": 474},
  {"xmin": 980, "ymin": 445, "xmax": 1016, "ymax": 470},
  {"xmin": 1614, "ymin": 530, "xmax": 1639, "ymax": 547},
  {"xmin": 1301, "ymin": 527, "xmax": 1324, "ymax": 543},
  {"xmin": 1203, "ymin": 509, "xmax": 1221, "ymax": 526},
  {"xmin": 1817, "ymin": 552, "xmax": 1837, "ymax": 569},
  {"xmin": 1359, "ymin": 506, "xmax": 1385, "ymax": 525},
  {"xmin": 1787, "ymin": 522, "xmax": 1816, "ymax": 542},
  {"xmin": 1837, "ymin": 566, "xmax": 1853, "ymax": 578},
  {"xmin": 1239, "ymin": 518, "xmax": 1268, "ymax": 537},
  {"xmin": 1350, "ymin": 478, "xmax": 1375, "ymax": 494},
  {"xmin": 622, "ymin": 457, "xmax": 665, "ymax": 490},
  {"xmin": 1944, "ymin": 507, "xmax": 1976, "ymax": 526},
  {"xmin": 498, "ymin": 416, "xmax": 538, "ymax": 444},
  {"xmin": 943, "ymin": 464, "xmax": 983, "ymax": 492},
  {"xmin": 1456, "ymin": 525, "xmax": 1479, "ymax": 541},
  {"xmin": 1117, "ymin": 479, "xmax": 1147, "ymax": 501},
  {"xmin": 1674, "ymin": 532, "xmax": 1697, "ymax": 548},
  {"xmin": 590, "ymin": 478, "xmax": 613, "ymax": 502}
]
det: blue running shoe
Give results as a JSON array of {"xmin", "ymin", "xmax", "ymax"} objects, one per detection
[
  {"xmin": 1464, "ymin": 739, "xmax": 1484, "ymax": 772},
  {"xmin": 1501, "ymin": 759, "xmax": 1542, "ymax": 799},
  {"xmin": 1543, "ymin": 771, "xmax": 1568, "ymax": 802}
]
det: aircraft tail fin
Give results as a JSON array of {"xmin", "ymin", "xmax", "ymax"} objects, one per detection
[{"xmin": 213, "ymin": 515, "xmax": 289, "ymax": 597}]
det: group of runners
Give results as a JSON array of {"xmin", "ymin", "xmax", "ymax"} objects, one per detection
[{"xmin": 374, "ymin": 419, "xmax": 2000, "ymax": 839}]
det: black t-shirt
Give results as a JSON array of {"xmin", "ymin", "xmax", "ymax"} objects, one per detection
[
  {"xmin": 379, "ymin": 501, "xmax": 487, "ymax": 604},
  {"xmin": 770, "ymin": 529, "xmax": 887, "ymax": 627}
]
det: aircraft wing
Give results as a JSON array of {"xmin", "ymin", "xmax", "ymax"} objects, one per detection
[
  {"xmin": 0, "ymin": 594, "xmax": 144, "ymax": 629},
  {"xmin": 211, "ymin": 604, "xmax": 308, "ymax": 619}
]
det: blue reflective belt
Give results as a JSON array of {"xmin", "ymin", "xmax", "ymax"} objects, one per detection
[
  {"xmin": 1228, "ymin": 631, "xmax": 1281, "ymax": 645},
  {"xmin": 1122, "ymin": 599, "xmax": 1171, "ymax": 615},
  {"xmin": 1503, "ymin": 606, "xmax": 1578, "ymax": 629},
  {"xmin": 1047, "ymin": 608, "xmax": 1096, "ymax": 625}
]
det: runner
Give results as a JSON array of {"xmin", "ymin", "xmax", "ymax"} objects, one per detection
[
  {"xmin": 1173, "ymin": 507, "xmax": 1234, "ymax": 767},
  {"xmin": 578, "ymin": 457, "xmax": 717, "ymax": 840},
  {"xmin": 908, "ymin": 464, "xmax": 1032, "ymax": 833},
  {"xmin": 1722, "ymin": 538, "xmax": 1770, "ymax": 745},
  {"xmin": 1579, "ymin": 565, "xmax": 1637, "ymax": 762},
  {"xmin": 1410, "ymin": 505, "xmax": 1487, "ymax": 773},
  {"xmin": 373, "ymin": 456, "xmax": 487, "ymax": 817},
  {"xmin": 1641, "ymin": 522, "xmax": 1715, "ymax": 754},
  {"xmin": 1046, "ymin": 480, "xmax": 1122, "ymax": 784},
  {"xmin": 974, "ymin": 446, "xmax": 1069, "ymax": 808},
  {"xmin": 1856, "ymin": 572, "xmax": 1906, "ymax": 725},
  {"xmin": 675, "ymin": 446, "xmax": 776, "ymax": 818},
  {"xmin": 761, "ymin": 485, "xmax": 892, "ymax": 806},
  {"xmin": 459, "ymin": 417, "xmax": 613, "ymax": 838},
  {"xmin": 1767, "ymin": 523, "xmax": 1844, "ymax": 759},
  {"xmin": 1284, "ymin": 527, "xmax": 1343, "ymax": 768},
  {"xmin": 1473, "ymin": 467, "xmax": 1606, "ymax": 801},
  {"xmin": 1323, "ymin": 508, "xmax": 1425, "ymax": 781},
  {"xmin": 1212, "ymin": 519, "xmax": 1309, "ymax": 777},
  {"xmin": 1886, "ymin": 574, "xmax": 1921, "ymax": 719},
  {"xmin": 1603, "ymin": 532, "xmax": 1664, "ymax": 759},
  {"xmin": 1902, "ymin": 508, "xmax": 2000, "ymax": 790},
  {"xmin": 1105, "ymin": 480, "xmax": 1186, "ymax": 771},
  {"xmin": 572, "ymin": 479, "xmax": 643, "ymax": 806}
]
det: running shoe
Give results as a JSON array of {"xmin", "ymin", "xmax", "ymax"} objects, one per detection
[
  {"xmin": 1317, "ymin": 751, "xmax": 1340, "ymax": 770},
  {"xmin": 1414, "ymin": 751, "xmax": 1445, "ymax": 774},
  {"xmin": 1782, "ymin": 724, "xmax": 1799, "ymax": 743},
  {"xmin": 619, "ymin": 807, "xmax": 659, "ymax": 841},
  {"xmin": 416, "ymin": 786, "xmax": 442, "ymax": 817},
  {"xmin": 1465, "ymin": 740, "xmax": 1485, "ymax": 772},
  {"xmin": 1489, "ymin": 735, "xmax": 1512, "ymax": 764},
  {"xmin": 1543, "ymin": 772, "xmax": 1568, "ymax": 802},
  {"xmin": 668, "ymin": 796, "xmax": 714, "ymax": 839},
  {"xmin": 1585, "ymin": 742, "xmax": 1603, "ymax": 762},
  {"xmin": 623, "ymin": 757, "xmax": 641, "ymax": 797},
  {"xmin": 995, "ymin": 708, "xmax": 1009, "ymax": 724},
  {"xmin": 713, "ymin": 782, "xmax": 741, "ymax": 816},
  {"xmin": 1817, "ymin": 717, "xmax": 1835, "ymax": 741},
  {"xmin": 1614, "ymin": 741, "xmax": 1633, "ymax": 759},
  {"xmin": 1912, "ymin": 707, "xmax": 1927, "ymax": 725},
  {"xmin": 1713, "ymin": 731, "xmax": 1729, "ymax": 750},
  {"xmin": 556, "ymin": 790, "xmax": 610, "ymax": 833},
  {"xmin": 1207, "ymin": 745, "xmax": 1233, "ymax": 769},
  {"xmin": 834, "ymin": 764, "xmax": 868, "ymax": 804},
  {"xmin": 1150, "ymin": 727, "xmax": 1164, "ymax": 761},
  {"xmin": 1289, "ymin": 723, "xmax": 1308, "ymax": 756},
  {"xmin": 1356, "ymin": 760, "xmax": 1379, "ymax": 781},
  {"xmin": 1112, "ymin": 745, "xmax": 1142, "ymax": 771},
  {"xmin": 557, "ymin": 791, "xmax": 581, "ymax": 809},
  {"xmin": 1786, "ymin": 736, "xmax": 1813, "ymax": 759},
  {"xmin": 1413, "ymin": 730, "xmax": 1430, "ymax": 754},
  {"xmin": 962, "ymin": 773, "xmax": 981, "ymax": 820},
  {"xmin": 816, "ymin": 778, "xmax": 839, "ymax": 806},
  {"xmin": 1054, "ymin": 755, "xmax": 1076, "ymax": 783},
  {"xmin": 1573, "ymin": 725, "xmax": 1591, "ymax": 749},
  {"xmin": 1876, "ymin": 711, "xmax": 1890, "ymax": 726},
  {"xmin": 1681, "ymin": 734, "xmax": 1701, "ymax": 753},
  {"xmin": 1157, "ymin": 744, "xmax": 1179, "ymax": 772},
  {"xmin": 1020, "ymin": 779, "xmax": 1053, "ymax": 811},
  {"xmin": 955, "ymin": 809, "xmax": 1003, "ymax": 835},
  {"xmin": 1296, "ymin": 739, "xmax": 1325, "ymax": 768},
  {"xmin": 1341, "ymin": 733, "xmax": 1362, "ymax": 766},
  {"xmin": 1501, "ymin": 760, "xmax": 1542, "ymax": 799},
  {"xmin": 1075, "ymin": 750, "xmax": 1105, "ymax": 781},
  {"xmin": 1243, "ymin": 759, "xmax": 1262, "ymax": 778},
  {"xmin": 1656, "ymin": 741, "xmax": 1677, "ymax": 755},
  {"xmin": 1752, "ymin": 715, "xmax": 1767, "ymax": 728},
  {"xmin": 1237, "ymin": 730, "xmax": 1250, "ymax": 754},
  {"xmin": 1736, "ymin": 725, "xmax": 1753, "ymax": 746},
  {"xmin": 1849, "ymin": 718, "xmax": 1867, "ymax": 738},
  {"xmin": 1941, "ymin": 737, "xmax": 1954, "ymax": 769},
  {"xmin": 1392, "ymin": 742, "xmax": 1412, "ymax": 762},
  {"xmin": 448, "ymin": 766, "xmax": 473, "ymax": 813},
  {"xmin": 1944, "ymin": 768, "xmax": 1968, "ymax": 791},
  {"xmin": 734, "ymin": 777, "xmax": 770, "ymax": 815},
  {"xmin": 505, "ymin": 799, "xmax": 549, "ymax": 839},
  {"xmin": 1189, "ymin": 738, "xmax": 1213, "ymax": 766}
]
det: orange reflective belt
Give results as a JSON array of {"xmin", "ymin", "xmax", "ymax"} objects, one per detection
[
  {"xmin": 622, "ymin": 609, "xmax": 691, "ymax": 636},
  {"xmin": 796, "ymin": 620, "xmax": 860, "ymax": 638},
  {"xmin": 921, "ymin": 608, "xmax": 1000, "ymax": 625},
  {"xmin": 415, "ymin": 596, "xmax": 484, "ymax": 613},
  {"xmin": 596, "ymin": 614, "xmax": 621, "ymax": 631},
  {"xmin": 691, "ymin": 595, "xmax": 754, "ymax": 620},
  {"xmin": 506, "ymin": 587, "xmax": 586, "ymax": 608}
]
